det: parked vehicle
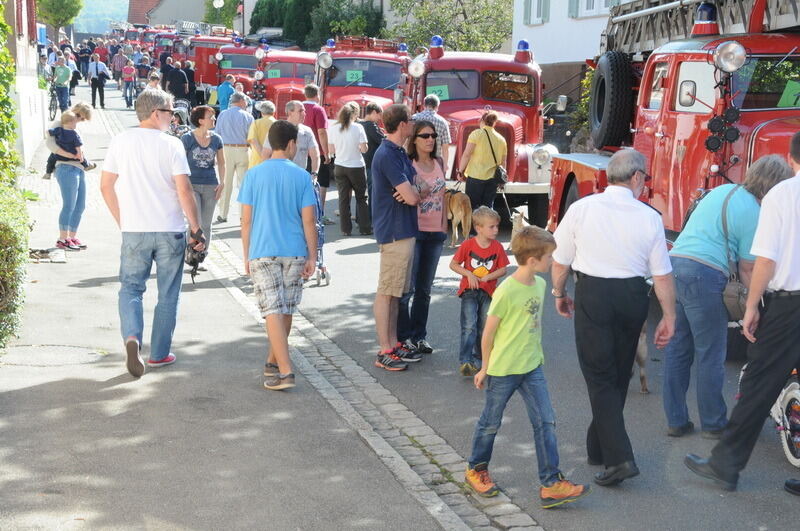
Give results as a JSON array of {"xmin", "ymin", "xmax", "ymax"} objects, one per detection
[
  {"xmin": 547, "ymin": 0, "xmax": 800, "ymax": 234},
  {"xmin": 406, "ymin": 36, "xmax": 561, "ymax": 227},
  {"xmin": 124, "ymin": 26, "xmax": 143, "ymax": 48},
  {"xmin": 314, "ymin": 36, "xmax": 413, "ymax": 119},
  {"xmin": 143, "ymin": 25, "xmax": 173, "ymax": 54},
  {"xmin": 253, "ymin": 49, "xmax": 316, "ymax": 118},
  {"xmin": 215, "ymin": 39, "xmax": 261, "ymax": 96}
]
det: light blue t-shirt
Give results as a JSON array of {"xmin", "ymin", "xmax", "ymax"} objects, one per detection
[
  {"xmin": 671, "ymin": 184, "xmax": 760, "ymax": 275},
  {"xmin": 237, "ymin": 159, "xmax": 317, "ymax": 260}
]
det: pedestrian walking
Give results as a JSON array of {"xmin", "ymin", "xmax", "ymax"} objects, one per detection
[
  {"xmin": 465, "ymin": 226, "xmax": 590, "ymax": 508},
  {"xmin": 52, "ymin": 57, "xmax": 72, "ymax": 112},
  {"xmin": 111, "ymin": 49, "xmax": 127, "ymax": 90},
  {"xmin": 215, "ymin": 92, "xmax": 254, "ymax": 223},
  {"xmin": 551, "ymin": 148, "xmax": 676, "ymax": 486},
  {"xmin": 182, "ymin": 105, "xmax": 225, "ymax": 254},
  {"xmin": 371, "ymin": 104, "xmax": 427, "ymax": 371},
  {"xmin": 66, "ymin": 53, "xmax": 80, "ymax": 100},
  {"xmin": 457, "ymin": 111, "xmax": 506, "ymax": 210},
  {"xmin": 122, "ymin": 59, "xmax": 136, "ymax": 108},
  {"xmin": 147, "ymin": 72, "xmax": 161, "ymax": 90},
  {"xmin": 77, "ymin": 43, "xmax": 91, "ymax": 79},
  {"xmin": 132, "ymin": 45, "xmax": 143, "ymax": 65},
  {"xmin": 238, "ymin": 120, "xmax": 318, "ymax": 391},
  {"xmin": 411, "ymin": 94, "xmax": 452, "ymax": 172},
  {"xmin": 302, "ymin": 84, "xmax": 333, "ymax": 224},
  {"xmin": 87, "ymin": 37, "xmax": 96, "ymax": 53},
  {"xmin": 450, "ymin": 206, "xmax": 509, "ymax": 375},
  {"xmin": 216, "ymin": 74, "xmax": 235, "ymax": 111},
  {"xmin": 182, "ymin": 61, "xmax": 196, "ymax": 107},
  {"xmin": 328, "ymin": 103, "xmax": 371, "ymax": 236},
  {"xmin": 398, "ymin": 120, "xmax": 448, "ymax": 355},
  {"xmin": 166, "ymin": 60, "xmax": 189, "ymax": 101},
  {"xmin": 160, "ymin": 56, "xmax": 174, "ymax": 91},
  {"xmin": 262, "ymin": 100, "xmax": 320, "ymax": 173},
  {"xmin": 100, "ymin": 88, "xmax": 205, "ymax": 378},
  {"xmin": 94, "ymin": 40, "xmax": 109, "ymax": 65},
  {"xmin": 664, "ymin": 155, "xmax": 793, "ymax": 439},
  {"xmin": 247, "ymin": 100, "xmax": 276, "ymax": 169},
  {"xmin": 357, "ymin": 101, "xmax": 385, "ymax": 214},
  {"xmin": 87, "ymin": 53, "xmax": 110, "ymax": 109},
  {"xmin": 685, "ymin": 132, "xmax": 800, "ymax": 494}
]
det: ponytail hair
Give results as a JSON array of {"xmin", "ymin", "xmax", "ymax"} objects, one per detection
[{"xmin": 337, "ymin": 102, "xmax": 359, "ymax": 131}]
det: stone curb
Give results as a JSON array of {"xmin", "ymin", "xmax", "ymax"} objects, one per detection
[{"xmin": 206, "ymin": 239, "xmax": 543, "ymax": 530}]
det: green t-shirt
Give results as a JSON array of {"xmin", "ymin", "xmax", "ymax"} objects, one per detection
[
  {"xmin": 53, "ymin": 65, "xmax": 72, "ymax": 87},
  {"xmin": 486, "ymin": 275, "xmax": 546, "ymax": 376}
]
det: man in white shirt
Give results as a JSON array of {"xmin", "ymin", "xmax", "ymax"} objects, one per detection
[
  {"xmin": 261, "ymin": 100, "xmax": 320, "ymax": 174},
  {"xmin": 686, "ymin": 131, "xmax": 800, "ymax": 494},
  {"xmin": 551, "ymin": 148, "xmax": 676, "ymax": 486},
  {"xmin": 100, "ymin": 88, "xmax": 204, "ymax": 378}
]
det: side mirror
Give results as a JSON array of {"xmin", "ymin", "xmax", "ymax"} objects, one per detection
[
  {"xmin": 394, "ymin": 87, "xmax": 404, "ymax": 104},
  {"xmin": 556, "ymin": 94, "xmax": 568, "ymax": 112},
  {"xmin": 678, "ymin": 80, "xmax": 696, "ymax": 107}
]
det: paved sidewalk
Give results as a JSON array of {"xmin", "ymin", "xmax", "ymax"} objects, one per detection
[{"xmin": 0, "ymin": 83, "xmax": 442, "ymax": 529}]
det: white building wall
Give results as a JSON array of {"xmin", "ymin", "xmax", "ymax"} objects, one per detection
[{"xmin": 148, "ymin": 0, "xmax": 205, "ymax": 27}]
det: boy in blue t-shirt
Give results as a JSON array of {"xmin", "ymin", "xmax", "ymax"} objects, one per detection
[{"xmin": 238, "ymin": 120, "xmax": 318, "ymax": 391}]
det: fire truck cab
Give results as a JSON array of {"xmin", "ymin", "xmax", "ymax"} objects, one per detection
[
  {"xmin": 548, "ymin": 0, "xmax": 800, "ymax": 235},
  {"xmin": 143, "ymin": 25, "xmax": 172, "ymax": 54},
  {"xmin": 253, "ymin": 49, "xmax": 316, "ymax": 118},
  {"xmin": 215, "ymin": 37, "xmax": 261, "ymax": 97},
  {"xmin": 188, "ymin": 27, "xmax": 235, "ymax": 94},
  {"xmin": 125, "ymin": 26, "xmax": 144, "ymax": 48},
  {"xmin": 407, "ymin": 36, "xmax": 560, "ymax": 227},
  {"xmin": 314, "ymin": 36, "xmax": 413, "ymax": 119}
]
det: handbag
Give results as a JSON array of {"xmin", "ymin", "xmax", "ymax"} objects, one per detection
[
  {"xmin": 483, "ymin": 128, "xmax": 508, "ymax": 188},
  {"xmin": 721, "ymin": 185, "xmax": 747, "ymax": 321}
]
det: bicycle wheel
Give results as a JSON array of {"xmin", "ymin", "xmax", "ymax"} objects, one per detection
[{"xmin": 49, "ymin": 93, "xmax": 58, "ymax": 120}]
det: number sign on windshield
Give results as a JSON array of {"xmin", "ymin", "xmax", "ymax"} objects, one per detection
[
  {"xmin": 427, "ymin": 85, "xmax": 450, "ymax": 100},
  {"xmin": 346, "ymin": 70, "xmax": 364, "ymax": 83}
]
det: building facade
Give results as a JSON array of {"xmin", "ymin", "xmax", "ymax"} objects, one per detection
[{"xmin": 147, "ymin": 0, "xmax": 205, "ymax": 26}]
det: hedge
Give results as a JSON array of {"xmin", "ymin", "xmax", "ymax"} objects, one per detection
[{"xmin": 0, "ymin": 185, "xmax": 28, "ymax": 347}]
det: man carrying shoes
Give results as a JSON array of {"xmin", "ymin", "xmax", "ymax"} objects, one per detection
[
  {"xmin": 101, "ymin": 88, "xmax": 205, "ymax": 377},
  {"xmin": 551, "ymin": 148, "xmax": 676, "ymax": 486},
  {"xmin": 685, "ymin": 131, "xmax": 800, "ymax": 495}
]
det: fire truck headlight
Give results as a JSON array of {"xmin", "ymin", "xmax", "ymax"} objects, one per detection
[
  {"xmin": 533, "ymin": 144, "xmax": 557, "ymax": 166},
  {"xmin": 255, "ymin": 48, "xmax": 266, "ymax": 60},
  {"xmin": 317, "ymin": 51, "xmax": 333, "ymax": 69},
  {"xmin": 215, "ymin": 52, "xmax": 224, "ymax": 61},
  {"xmin": 408, "ymin": 58, "xmax": 425, "ymax": 79},
  {"xmin": 712, "ymin": 41, "xmax": 746, "ymax": 73},
  {"xmin": 254, "ymin": 71, "xmax": 265, "ymax": 81}
]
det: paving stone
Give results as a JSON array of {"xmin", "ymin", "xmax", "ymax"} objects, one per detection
[
  {"xmin": 402, "ymin": 425, "xmax": 435, "ymax": 437},
  {"xmin": 494, "ymin": 513, "xmax": 537, "ymax": 529},
  {"xmin": 418, "ymin": 472, "xmax": 445, "ymax": 484},
  {"xmin": 375, "ymin": 428, "xmax": 401, "ymax": 438},
  {"xmin": 414, "ymin": 434, "xmax": 447, "ymax": 447},
  {"xmin": 463, "ymin": 514, "xmax": 491, "ymax": 527},
  {"xmin": 411, "ymin": 464, "xmax": 439, "ymax": 475},
  {"xmin": 471, "ymin": 527, "xmax": 496, "ymax": 531},
  {"xmin": 367, "ymin": 394, "xmax": 399, "ymax": 405},
  {"xmin": 384, "ymin": 435, "xmax": 413, "ymax": 447},
  {"xmin": 386, "ymin": 409, "xmax": 416, "ymax": 419},
  {"xmin": 405, "ymin": 454, "xmax": 431, "ymax": 466},
  {"xmin": 469, "ymin": 491, "xmax": 511, "ymax": 508},
  {"xmin": 432, "ymin": 452, "xmax": 463, "ymax": 465},
  {"xmin": 439, "ymin": 493, "xmax": 470, "ymax": 506},
  {"xmin": 450, "ymin": 503, "xmax": 482, "ymax": 518},
  {"xmin": 442, "ymin": 461, "xmax": 468, "ymax": 474},
  {"xmin": 484, "ymin": 503, "xmax": 519, "ymax": 516},
  {"xmin": 379, "ymin": 402, "xmax": 408, "ymax": 412},
  {"xmin": 396, "ymin": 446, "xmax": 424, "ymax": 458},
  {"xmin": 392, "ymin": 417, "xmax": 425, "ymax": 428},
  {"xmin": 507, "ymin": 527, "xmax": 544, "ymax": 531},
  {"xmin": 426, "ymin": 444, "xmax": 456, "ymax": 456},
  {"xmin": 432, "ymin": 482, "xmax": 461, "ymax": 495}
]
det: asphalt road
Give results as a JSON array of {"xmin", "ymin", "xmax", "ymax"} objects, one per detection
[{"xmin": 216, "ymin": 192, "xmax": 800, "ymax": 531}]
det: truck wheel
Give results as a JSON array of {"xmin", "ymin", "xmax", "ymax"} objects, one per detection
[
  {"xmin": 589, "ymin": 51, "xmax": 633, "ymax": 148},
  {"xmin": 527, "ymin": 195, "xmax": 548, "ymax": 228}
]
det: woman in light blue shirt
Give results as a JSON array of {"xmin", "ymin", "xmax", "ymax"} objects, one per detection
[{"xmin": 663, "ymin": 155, "xmax": 793, "ymax": 438}]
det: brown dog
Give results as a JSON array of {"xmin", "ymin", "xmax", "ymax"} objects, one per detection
[{"xmin": 446, "ymin": 189, "xmax": 472, "ymax": 248}]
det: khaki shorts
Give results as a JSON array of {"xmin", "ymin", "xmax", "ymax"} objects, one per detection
[{"xmin": 377, "ymin": 237, "xmax": 415, "ymax": 297}]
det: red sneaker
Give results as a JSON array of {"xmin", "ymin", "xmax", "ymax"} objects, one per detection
[
  {"xmin": 68, "ymin": 238, "xmax": 87, "ymax": 249},
  {"xmin": 147, "ymin": 353, "xmax": 176, "ymax": 367},
  {"xmin": 56, "ymin": 239, "xmax": 79, "ymax": 251}
]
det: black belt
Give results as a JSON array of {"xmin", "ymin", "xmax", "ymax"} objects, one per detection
[
  {"xmin": 765, "ymin": 290, "xmax": 800, "ymax": 298},
  {"xmin": 575, "ymin": 271, "xmax": 646, "ymax": 282}
]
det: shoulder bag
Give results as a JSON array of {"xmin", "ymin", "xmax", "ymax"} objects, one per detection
[
  {"xmin": 721, "ymin": 185, "xmax": 747, "ymax": 321},
  {"xmin": 483, "ymin": 128, "xmax": 507, "ymax": 188}
]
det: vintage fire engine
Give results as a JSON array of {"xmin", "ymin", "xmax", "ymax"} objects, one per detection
[
  {"xmin": 405, "ymin": 36, "xmax": 561, "ymax": 226},
  {"xmin": 215, "ymin": 37, "xmax": 262, "ymax": 96},
  {"xmin": 124, "ymin": 25, "xmax": 145, "ymax": 48},
  {"xmin": 253, "ymin": 49, "xmax": 316, "ymax": 118},
  {"xmin": 314, "ymin": 36, "xmax": 413, "ymax": 119},
  {"xmin": 142, "ymin": 25, "xmax": 173, "ymax": 54},
  {"xmin": 547, "ymin": 0, "xmax": 800, "ymax": 235}
]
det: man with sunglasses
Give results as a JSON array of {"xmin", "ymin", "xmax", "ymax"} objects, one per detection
[
  {"xmin": 101, "ymin": 88, "xmax": 204, "ymax": 378},
  {"xmin": 550, "ymin": 148, "xmax": 676, "ymax": 486},
  {"xmin": 412, "ymin": 94, "xmax": 451, "ymax": 171}
]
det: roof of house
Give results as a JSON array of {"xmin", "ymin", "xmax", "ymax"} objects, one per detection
[{"xmin": 129, "ymin": 0, "xmax": 162, "ymax": 24}]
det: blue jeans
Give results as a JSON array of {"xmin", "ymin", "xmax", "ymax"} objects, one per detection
[
  {"xmin": 55, "ymin": 164, "xmax": 86, "ymax": 232},
  {"xmin": 460, "ymin": 289, "xmax": 491, "ymax": 365},
  {"xmin": 398, "ymin": 231, "xmax": 446, "ymax": 342},
  {"xmin": 123, "ymin": 80, "xmax": 136, "ymax": 107},
  {"xmin": 118, "ymin": 232, "xmax": 186, "ymax": 361},
  {"xmin": 663, "ymin": 256, "xmax": 729, "ymax": 431},
  {"xmin": 469, "ymin": 367, "xmax": 562, "ymax": 486},
  {"xmin": 55, "ymin": 86, "xmax": 70, "ymax": 111}
]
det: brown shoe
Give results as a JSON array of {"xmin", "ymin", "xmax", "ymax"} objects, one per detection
[
  {"xmin": 125, "ymin": 338, "xmax": 144, "ymax": 377},
  {"xmin": 264, "ymin": 373, "xmax": 295, "ymax": 390}
]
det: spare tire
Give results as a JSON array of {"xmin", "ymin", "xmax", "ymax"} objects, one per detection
[{"xmin": 589, "ymin": 51, "xmax": 633, "ymax": 148}]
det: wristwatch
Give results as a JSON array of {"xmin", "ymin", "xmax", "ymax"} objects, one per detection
[
  {"xmin": 311, "ymin": 171, "xmax": 318, "ymax": 177},
  {"xmin": 551, "ymin": 288, "xmax": 566, "ymax": 299}
]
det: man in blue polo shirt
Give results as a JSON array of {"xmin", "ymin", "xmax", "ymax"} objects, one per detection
[{"xmin": 371, "ymin": 104, "xmax": 427, "ymax": 372}]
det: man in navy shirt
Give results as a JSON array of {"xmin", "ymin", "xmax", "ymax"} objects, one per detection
[{"xmin": 371, "ymin": 104, "xmax": 427, "ymax": 371}]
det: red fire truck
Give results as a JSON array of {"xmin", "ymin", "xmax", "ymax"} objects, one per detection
[
  {"xmin": 142, "ymin": 25, "xmax": 172, "ymax": 54},
  {"xmin": 124, "ymin": 26, "xmax": 144, "ymax": 48},
  {"xmin": 253, "ymin": 49, "xmax": 316, "ymax": 118},
  {"xmin": 406, "ymin": 36, "xmax": 561, "ymax": 226},
  {"xmin": 215, "ymin": 38, "xmax": 261, "ymax": 96},
  {"xmin": 547, "ymin": 0, "xmax": 800, "ymax": 235},
  {"xmin": 188, "ymin": 30, "xmax": 235, "ymax": 97},
  {"xmin": 314, "ymin": 36, "xmax": 413, "ymax": 119}
]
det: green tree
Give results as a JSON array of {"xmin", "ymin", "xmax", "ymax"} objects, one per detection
[
  {"xmin": 37, "ymin": 0, "xmax": 84, "ymax": 42},
  {"xmin": 306, "ymin": 0, "xmax": 384, "ymax": 50},
  {"xmin": 387, "ymin": 0, "xmax": 512, "ymax": 53},
  {"xmin": 282, "ymin": 0, "xmax": 319, "ymax": 44},
  {"xmin": 203, "ymin": 0, "xmax": 241, "ymax": 29},
  {"xmin": 250, "ymin": 0, "xmax": 287, "ymax": 32}
]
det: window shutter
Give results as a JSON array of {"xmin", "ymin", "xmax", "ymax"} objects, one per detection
[
  {"xmin": 524, "ymin": 0, "xmax": 532, "ymax": 24},
  {"xmin": 542, "ymin": 0, "xmax": 551, "ymax": 23},
  {"xmin": 568, "ymin": 0, "xmax": 579, "ymax": 18}
]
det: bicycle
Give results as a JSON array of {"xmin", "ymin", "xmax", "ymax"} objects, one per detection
[{"xmin": 48, "ymin": 82, "xmax": 58, "ymax": 121}]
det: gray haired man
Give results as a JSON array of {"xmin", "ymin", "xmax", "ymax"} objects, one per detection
[
  {"xmin": 262, "ymin": 100, "xmax": 320, "ymax": 174},
  {"xmin": 100, "ymin": 89, "xmax": 205, "ymax": 377},
  {"xmin": 215, "ymin": 91, "xmax": 254, "ymax": 222},
  {"xmin": 411, "ymin": 93, "xmax": 452, "ymax": 172}
]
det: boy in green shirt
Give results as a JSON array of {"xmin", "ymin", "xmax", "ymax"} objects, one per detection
[
  {"xmin": 53, "ymin": 57, "xmax": 72, "ymax": 112},
  {"xmin": 465, "ymin": 226, "xmax": 590, "ymax": 509}
]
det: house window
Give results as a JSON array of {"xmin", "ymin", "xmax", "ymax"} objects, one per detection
[
  {"xmin": 579, "ymin": 0, "xmax": 612, "ymax": 17},
  {"xmin": 524, "ymin": 0, "xmax": 547, "ymax": 25}
]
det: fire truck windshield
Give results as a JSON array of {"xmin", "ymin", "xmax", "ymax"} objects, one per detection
[
  {"xmin": 158, "ymin": 38, "xmax": 174, "ymax": 47},
  {"xmin": 482, "ymin": 72, "xmax": 535, "ymax": 106},
  {"xmin": 143, "ymin": 33, "xmax": 156, "ymax": 44},
  {"xmin": 263, "ymin": 62, "xmax": 315, "ymax": 83},
  {"xmin": 219, "ymin": 54, "xmax": 259, "ymax": 70},
  {"xmin": 328, "ymin": 59, "xmax": 401, "ymax": 89},
  {"xmin": 125, "ymin": 30, "xmax": 139, "ymax": 41},
  {"xmin": 732, "ymin": 56, "xmax": 800, "ymax": 110},
  {"xmin": 424, "ymin": 70, "xmax": 479, "ymax": 101}
]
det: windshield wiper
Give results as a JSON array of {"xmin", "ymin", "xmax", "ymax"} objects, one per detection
[
  {"xmin": 382, "ymin": 80, "xmax": 399, "ymax": 90},
  {"xmin": 344, "ymin": 77, "xmax": 365, "ymax": 88},
  {"xmin": 758, "ymin": 46, "xmax": 798, "ymax": 80},
  {"xmin": 452, "ymin": 69, "xmax": 468, "ymax": 89}
]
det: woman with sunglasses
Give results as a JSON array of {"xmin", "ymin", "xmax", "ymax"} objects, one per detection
[{"xmin": 398, "ymin": 120, "xmax": 448, "ymax": 355}]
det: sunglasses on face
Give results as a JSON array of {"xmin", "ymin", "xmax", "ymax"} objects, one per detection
[{"xmin": 416, "ymin": 133, "xmax": 438, "ymax": 139}]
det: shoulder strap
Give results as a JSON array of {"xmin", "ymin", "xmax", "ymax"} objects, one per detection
[
  {"xmin": 721, "ymin": 185, "xmax": 741, "ymax": 280},
  {"xmin": 483, "ymin": 128, "xmax": 498, "ymax": 166}
]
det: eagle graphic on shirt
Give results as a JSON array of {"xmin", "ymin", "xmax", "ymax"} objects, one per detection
[{"xmin": 469, "ymin": 251, "xmax": 497, "ymax": 278}]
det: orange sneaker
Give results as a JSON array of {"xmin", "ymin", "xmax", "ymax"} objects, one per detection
[
  {"xmin": 465, "ymin": 463, "xmax": 499, "ymax": 497},
  {"xmin": 540, "ymin": 478, "xmax": 590, "ymax": 508}
]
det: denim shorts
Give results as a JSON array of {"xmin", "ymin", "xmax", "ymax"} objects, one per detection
[{"xmin": 250, "ymin": 257, "xmax": 305, "ymax": 316}]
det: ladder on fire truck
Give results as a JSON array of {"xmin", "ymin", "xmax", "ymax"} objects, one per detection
[{"xmin": 601, "ymin": 0, "xmax": 800, "ymax": 54}]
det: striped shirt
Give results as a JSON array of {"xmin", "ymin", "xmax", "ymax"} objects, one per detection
[{"xmin": 411, "ymin": 109, "xmax": 451, "ymax": 158}]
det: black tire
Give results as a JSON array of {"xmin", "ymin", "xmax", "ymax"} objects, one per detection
[
  {"xmin": 527, "ymin": 195, "xmax": 548, "ymax": 228},
  {"xmin": 561, "ymin": 179, "xmax": 579, "ymax": 220},
  {"xmin": 49, "ymin": 95, "xmax": 58, "ymax": 121},
  {"xmin": 589, "ymin": 51, "xmax": 633, "ymax": 148}
]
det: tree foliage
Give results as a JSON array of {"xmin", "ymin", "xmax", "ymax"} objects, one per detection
[
  {"xmin": 282, "ymin": 0, "xmax": 320, "ymax": 45},
  {"xmin": 37, "ymin": 0, "xmax": 84, "ymax": 41},
  {"xmin": 250, "ymin": 0, "xmax": 287, "ymax": 33},
  {"xmin": 203, "ymin": 0, "xmax": 241, "ymax": 29},
  {"xmin": 387, "ymin": 0, "xmax": 512, "ymax": 53},
  {"xmin": 306, "ymin": 0, "xmax": 384, "ymax": 50}
]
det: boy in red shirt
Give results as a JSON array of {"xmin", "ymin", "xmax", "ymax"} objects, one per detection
[{"xmin": 450, "ymin": 206, "xmax": 509, "ymax": 376}]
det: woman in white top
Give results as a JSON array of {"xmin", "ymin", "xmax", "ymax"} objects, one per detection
[{"xmin": 328, "ymin": 102, "xmax": 371, "ymax": 236}]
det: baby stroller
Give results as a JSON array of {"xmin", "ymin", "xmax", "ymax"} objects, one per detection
[{"xmin": 310, "ymin": 180, "xmax": 330, "ymax": 286}]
